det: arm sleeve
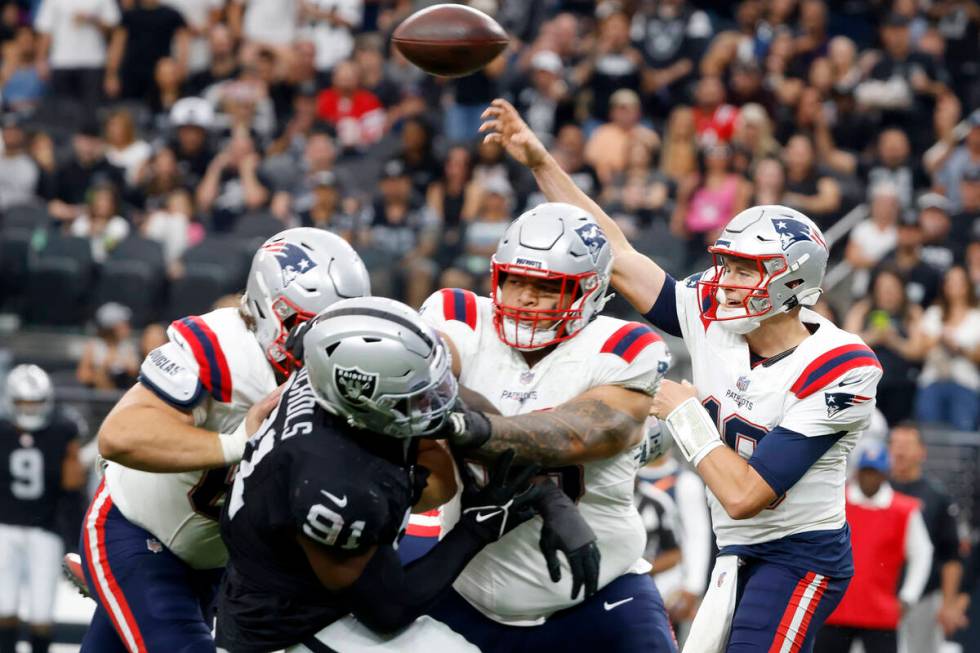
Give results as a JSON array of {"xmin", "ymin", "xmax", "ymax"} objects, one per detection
[
  {"xmin": 747, "ymin": 427, "xmax": 847, "ymax": 497},
  {"xmin": 900, "ymin": 509, "xmax": 935, "ymax": 605},
  {"xmin": 676, "ymin": 471, "xmax": 711, "ymax": 596},
  {"xmin": 642, "ymin": 275, "xmax": 682, "ymax": 337}
]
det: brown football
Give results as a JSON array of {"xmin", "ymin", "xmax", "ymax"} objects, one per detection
[{"xmin": 392, "ymin": 4, "xmax": 509, "ymax": 78}]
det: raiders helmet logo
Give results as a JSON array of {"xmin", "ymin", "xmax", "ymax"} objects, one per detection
[{"xmin": 333, "ymin": 365, "xmax": 379, "ymax": 405}]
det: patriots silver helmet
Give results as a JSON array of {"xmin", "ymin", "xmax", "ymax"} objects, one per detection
[
  {"xmin": 491, "ymin": 202, "xmax": 613, "ymax": 350},
  {"xmin": 4, "ymin": 364, "xmax": 54, "ymax": 432},
  {"xmin": 245, "ymin": 228, "xmax": 370, "ymax": 374},
  {"xmin": 302, "ymin": 297, "xmax": 457, "ymax": 439},
  {"xmin": 700, "ymin": 205, "xmax": 829, "ymax": 334}
]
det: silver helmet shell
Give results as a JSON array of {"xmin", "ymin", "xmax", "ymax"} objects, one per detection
[
  {"xmin": 302, "ymin": 297, "xmax": 457, "ymax": 439},
  {"xmin": 490, "ymin": 202, "xmax": 613, "ymax": 349},
  {"xmin": 700, "ymin": 205, "xmax": 829, "ymax": 334},
  {"xmin": 4, "ymin": 364, "xmax": 54, "ymax": 432},
  {"xmin": 245, "ymin": 228, "xmax": 370, "ymax": 374}
]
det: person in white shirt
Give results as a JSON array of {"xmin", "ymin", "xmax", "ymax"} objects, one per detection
[
  {"xmin": 34, "ymin": 0, "xmax": 120, "ymax": 108},
  {"xmin": 846, "ymin": 180, "xmax": 902, "ymax": 297}
]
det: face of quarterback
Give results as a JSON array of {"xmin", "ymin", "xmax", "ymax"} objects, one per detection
[
  {"xmin": 717, "ymin": 254, "xmax": 764, "ymax": 307},
  {"xmin": 499, "ymin": 274, "xmax": 574, "ymax": 330}
]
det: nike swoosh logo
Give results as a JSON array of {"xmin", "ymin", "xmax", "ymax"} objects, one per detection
[
  {"xmin": 474, "ymin": 510, "xmax": 502, "ymax": 523},
  {"xmin": 838, "ymin": 377, "xmax": 861, "ymax": 387},
  {"xmin": 320, "ymin": 490, "xmax": 347, "ymax": 508},
  {"xmin": 604, "ymin": 597, "xmax": 634, "ymax": 611}
]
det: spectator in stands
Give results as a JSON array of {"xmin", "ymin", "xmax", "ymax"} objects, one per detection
[
  {"xmin": 0, "ymin": 25, "xmax": 46, "ymax": 114},
  {"xmin": 950, "ymin": 169, "xmax": 980, "ymax": 262},
  {"xmin": 443, "ymin": 47, "xmax": 506, "ymax": 144},
  {"xmin": 441, "ymin": 175, "xmax": 513, "ymax": 295},
  {"xmin": 164, "ymin": 0, "xmax": 222, "ymax": 76},
  {"xmin": 632, "ymin": 0, "xmax": 711, "ymax": 119},
  {"xmin": 185, "ymin": 23, "xmax": 239, "ymax": 97},
  {"xmin": 316, "ymin": 59, "xmax": 385, "ymax": 150},
  {"xmin": 399, "ymin": 117, "xmax": 439, "ymax": 197},
  {"xmin": 426, "ymin": 144, "xmax": 472, "ymax": 272},
  {"xmin": 216, "ymin": 74, "xmax": 276, "ymax": 145},
  {"xmin": 104, "ymin": 0, "xmax": 187, "ymax": 102},
  {"xmin": 513, "ymin": 50, "xmax": 573, "ymax": 147},
  {"xmin": 916, "ymin": 265, "xmax": 980, "ymax": 431},
  {"xmin": 142, "ymin": 187, "xmax": 201, "ymax": 274},
  {"xmin": 147, "ymin": 57, "xmax": 185, "ymax": 122},
  {"xmin": 574, "ymin": 6, "xmax": 643, "ymax": 126},
  {"xmin": 196, "ymin": 128, "xmax": 270, "ymax": 232},
  {"xmin": 40, "ymin": 121, "xmax": 124, "ymax": 223},
  {"xmin": 230, "ymin": 0, "xmax": 300, "ymax": 66},
  {"xmin": 816, "ymin": 442, "xmax": 933, "ymax": 653},
  {"xmin": 879, "ymin": 221, "xmax": 942, "ymax": 309},
  {"xmin": 585, "ymin": 88, "xmax": 659, "ymax": 187},
  {"xmin": 0, "ymin": 114, "xmax": 38, "ymax": 211},
  {"xmin": 297, "ymin": 170, "xmax": 359, "ymax": 242},
  {"xmin": 265, "ymin": 81, "xmax": 322, "ymax": 160},
  {"xmin": 860, "ymin": 128, "xmax": 930, "ymax": 211},
  {"xmin": 267, "ymin": 129, "xmax": 340, "ymax": 220},
  {"xmin": 354, "ymin": 35, "xmax": 427, "ymax": 129},
  {"xmin": 671, "ymin": 142, "xmax": 751, "ymax": 267},
  {"xmin": 167, "ymin": 96, "xmax": 215, "ymax": 188},
  {"xmin": 601, "ymin": 139, "xmax": 673, "ymax": 228},
  {"xmin": 134, "ymin": 145, "xmax": 185, "ymax": 212},
  {"xmin": 359, "ymin": 158, "xmax": 437, "ymax": 307},
  {"xmin": 34, "ymin": 0, "xmax": 120, "ymax": 109},
  {"xmin": 104, "ymin": 108, "xmax": 151, "ymax": 187},
  {"xmin": 749, "ymin": 156, "xmax": 785, "ymax": 206},
  {"xmin": 76, "ymin": 302, "xmax": 139, "ymax": 390},
  {"xmin": 844, "ymin": 265, "xmax": 927, "ymax": 424},
  {"xmin": 782, "ymin": 132, "xmax": 841, "ymax": 229},
  {"xmin": 728, "ymin": 61, "xmax": 774, "ymax": 114},
  {"xmin": 918, "ymin": 192, "xmax": 957, "ymax": 273},
  {"xmin": 68, "ymin": 181, "xmax": 129, "ymax": 263},
  {"xmin": 731, "ymin": 102, "xmax": 779, "ymax": 170},
  {"xmin": 692, "ymin": 75, "xmax": 738, "ymax": 146},
  {"xmin": 302, "ymin": 0, "xmax": 362, "ymax": 75},
  {"xmin": 660, "ymin": 105, "xmax": 698, "ymax": 182},
  {"xmin": 967, "ymin": 240, "xmax": 980, "ymax": 297},
  {"xmin": 847, "ymin": 181, "xmax": 902, "ymax": 296},
  {"xmin": 889, "ymin": 422, "xmax": 971, "ymax": 649}
]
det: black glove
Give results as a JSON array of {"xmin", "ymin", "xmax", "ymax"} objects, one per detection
[
  {"xmin": 283, "ymin": 317, "xmax": 319, "ymax": 363},
  {"xmin": 458, "ymin": 450, "xmax": 542, "ymax": 542},
  {"xmin": 437, "ymin": 397, "xmax": 492, "ymax": 450},
  {"xmin": 535, "ymin": 482, "xmax": 601, "ymax": 600}
]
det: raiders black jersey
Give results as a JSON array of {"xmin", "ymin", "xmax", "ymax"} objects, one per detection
[
  {"xmin": 0, "ymin": 412, "xmax": 78, "ymax": 533},
  {"xmin": 218, "ymin": 367, "xmax": 420, "ymax": 653}
]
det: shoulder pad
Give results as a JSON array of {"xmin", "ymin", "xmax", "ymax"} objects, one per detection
[
  {"xmin": 169, "ymin": 315, "xmax": 233, "ymax": 403},
  {"xmin": 791, "ymin": 344, "xmax": 881, "ymax": 399},
  {"xmin": 423, "ymin": 288, "xmax": 479, "ymax": 330},
  {"xmin": 139, "ymin": 341, "xmax": 205, "ymax": 408},
  {"xmin": 600, "ymin": 322, "xmax": 663, "ymax": 363}
]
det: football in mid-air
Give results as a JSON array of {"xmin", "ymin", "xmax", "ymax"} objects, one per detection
[{"xmin": 392, "ymin": 4, "xmax": 509, "ymax": 78}]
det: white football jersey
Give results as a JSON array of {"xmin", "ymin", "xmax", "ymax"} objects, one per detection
[
  {"xmin": 105, "ymin": 307, "xmax": 276, "ymax": 569},
  {"xmin": 651, "ymin": 272, "xmax": 882, "ymax": 574},
  {"xmin": 420, "ymin": 288, "xmax": 670, "ymax": 625}
]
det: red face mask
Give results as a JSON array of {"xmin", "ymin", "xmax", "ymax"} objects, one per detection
[
  {"xmin": 697, "ymin": 249, "xmax": 788, "ymax": 323},
  {"xmin": 265, "ymin": 295, "xmax": 317, "ymax": 375}
]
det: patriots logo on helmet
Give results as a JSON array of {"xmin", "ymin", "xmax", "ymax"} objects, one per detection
[
  {"xmin": 334, "ymin": 366, "xmax": 378, "ymax": 405},
  {"xmin": 772, "ymin": 217, "xmax": 827, "ymax": 252},
  {"xmin": 261, "ymin": 241, "xmax": 319, "ymax": 287},
  {"xmin": 574, "ymin": 223, "xmax": 607, "ymax": 264},
  {"xmin": 824, "ymin": 392, "xmax": 871, "ymax": 418}
]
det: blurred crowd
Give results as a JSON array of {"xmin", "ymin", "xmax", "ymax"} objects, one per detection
[{"xmin": 0, "ymin": 0, "xmax": 977, "ymax": 435}]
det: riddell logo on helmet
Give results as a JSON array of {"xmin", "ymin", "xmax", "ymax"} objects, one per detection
[{"xmin": 334, "ymin": 366, "xmax": 379, "ymax": 404}]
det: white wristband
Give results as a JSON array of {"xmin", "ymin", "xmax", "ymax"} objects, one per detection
[
  {"xmin": 664, "ymin": 397, "xmax": 724, "ymax": 466},
  {"xmin": 218, "ymin": 420, "xmax": 249, "ymax": 465}
]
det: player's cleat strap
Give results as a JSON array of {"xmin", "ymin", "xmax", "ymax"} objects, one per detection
[{"xmin": 663, "ymin": 397, "xmax": 725, "ymax": 466}]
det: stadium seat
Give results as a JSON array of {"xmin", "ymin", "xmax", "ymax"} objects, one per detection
[
  {"xmin": 2, "ymin": 202, "xmax": 51, "ymax": 231},
  {"xmin": 163, "ymin": 236, "xmax": 248, "ymax": 321},
  {"xmin": 94, "ymin": 259, "xmax": 163, "ymax": 328},
  {"xmin": 0, "ymin": 228, "xmax": 33, "ymax": 311},
  {"xmin": 233, "ymin": 211, "xmax": 286, "ymax": 242},
  {"xmin": 23, "ymin": 234, "xmax": 95, "ymax": 326}
]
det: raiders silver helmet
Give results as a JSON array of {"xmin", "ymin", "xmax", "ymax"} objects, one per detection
[
  {"xmin": 245, "ymin": 228, "xmax": 371, "ymax": 374},
  {"xmin": 700, "ymin": 205, "xmax": 829, "ymax": 334},
  {"xmin": 302, "ymin": 297, "xmax": 457, "ymax": 439},
  {"xmin": 4, "ymin": 364, "xmax": 54, "ymax": 432},
  {"xmin": 491, "ymin": 202, "xmax": 613, "ymax": 349}
]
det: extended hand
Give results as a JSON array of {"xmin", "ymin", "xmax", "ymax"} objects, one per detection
[
  {"xmin": 245, "ymin": 384, "xmax": 284, "ymax": 436},
  {"xmin": 479, "ymin": 99, "xmax": 550, "ymax": 170},
  {"xmin": 458, "ymin": 450, "xmax": 542, "ymax": 542},
  {"xmin": 651, "ymin": 379, "xmax": 699, "ymax": 419}
]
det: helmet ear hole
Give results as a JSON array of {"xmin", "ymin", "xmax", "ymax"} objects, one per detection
[{"xmin": 786, "ymin": 279, "xmax": 804, "ymax": 289}]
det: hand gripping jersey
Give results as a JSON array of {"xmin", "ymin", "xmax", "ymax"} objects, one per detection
[
  {"xmin": 646, "ymin": 272, "xmax": 883, "ymax": 577},
  {"xmin": 104, "ymin": 307, "xmax": 276, "ymax": 569},
  {"xmin": 219, "ymin": 367, "xmax": 417, "ymax": 652},
  {"xmin": 420, "ymin": 289, "xmax": 670, "ymax": 625}
]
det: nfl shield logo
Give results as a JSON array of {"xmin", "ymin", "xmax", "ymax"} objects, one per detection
[
  {"xmin": 334, "ymin": 366, "xmax": 379, "ymax": 404},
  {"xmin": 146, "ymin": 538, "xmax": 163, "ymax": 554},
  {"xmin": 736, "ymin": 376, "xmax": 750, "ymax": 392},
  {"xmin": 520, "ymin": 370, "xmax": 534, "ymax": 385}
]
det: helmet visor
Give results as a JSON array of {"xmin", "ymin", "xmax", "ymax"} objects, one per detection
[{"xmin": 372, "ymin": 368, "xmax": 459, "ymax": 438}]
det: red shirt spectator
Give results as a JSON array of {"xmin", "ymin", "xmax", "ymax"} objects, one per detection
[
  {"xmin": 316, "ymin": 59, "xmax": 385, "ymax": 150},
  {"xmin": 692, "ymin": 75, "xmax": 738, "ymax": 146}
]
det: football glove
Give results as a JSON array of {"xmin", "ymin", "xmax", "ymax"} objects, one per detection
[
  {"xmin": 437, "ymin": 397, "xmax": 493, "ymax": 450},
  {"xmin": 458, "ymin": 450, "xmax": 542, "ymax": 542},
  {"xmin": 283, "ymin": 318, "xmax": 317, "ymax": 363},
  {"xmin": 535, "ymin": 482, "xmax": 601, "ymax": 600}
]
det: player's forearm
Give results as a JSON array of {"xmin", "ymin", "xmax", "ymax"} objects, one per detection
[
  {"xmin": 696, "ymin": 447, "xmax": 775, "ymax": 520},
  {"xmin": 478, "ymin": 399, "xmax": 642, "ymax": 466},
  {"xmin": 99, "ymin": 406, "xmax": 226, "ymax": 472},
  {"xmin": 941, "ymin": 560, "xmax": 964, "ymax": 603}
]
